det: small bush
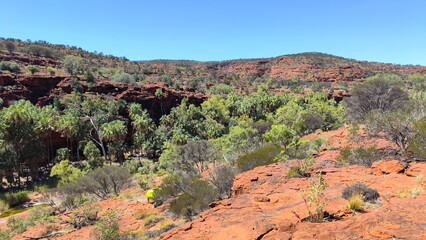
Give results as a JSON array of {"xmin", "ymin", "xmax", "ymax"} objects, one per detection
[
  {"xmin": 69, "ymin": 204, "xmax": 101, "ymax": 229},
  {"xmin": 57, "ymin": 166, "xmax": 131, "ymax": 200},
  {"xmin": 207, "ymin": 165, "xmax": 236, "ymax": 199},
  {"xmin": 92, "ymin": 210, "xmax": 120, "ymax": 240},
  {"xmin": 143, "ymin": 214, "xmax": 164, "ymax": 227},
  {"xmin": 47, "ymin": 66, "xmax": 56, "ymax": 76},
  {"xmin": 0, "ymin": 201, "xmax": 9, "ymax": 214},
  {"xmin": 144, "ymin": 223, "xmax": 179, "ymax": 238},
  {"xmin": 155, "ymin": 176, "xmax": 219, "ymax": 220},
  {"xmin": 0, "ymin": 190, "xmax": 30, "ymax": 207},
  {"xmin": 300, "ymin": 172, "xmax": 328, "ymax": 222},
  {"xmin": 286, "ymin": 166, "xmax": 309, "ymax": 178},
  {"xmin": 27, "ymin": 65, "xmax": 39, "ymax": 74},
  {"xmin": 111, "ymin": 72, "xmax": 135, "ymax": 84},
  {"xmin": 345, "ymin": 193, "xmax": 365, "ymax": 211},
  {"xmin": 236, "ymin": 144, "xmax": 281, "ymax": 172},
  {"xmin": 337, "ymin": 146, "xmax": 380, "ymax": 167},
  {"xmin": 0, "ymin": 61, "xmax": 20, "ymax": 73},
  {"xmin": 342, "ymin": 184, "xmax": 379, "ymax": 202},
  {"xmin": 395, "ymin": 187, "xmax": 423, "ymax": 198}
]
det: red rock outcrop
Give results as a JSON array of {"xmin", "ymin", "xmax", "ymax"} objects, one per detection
[
  {"xmin": 0, "ymin": 74, "xmax": 207, "ymax": 120},
  {"xmin": 159, "ymin": 128, "xmax": 426, "ymax": 240}
]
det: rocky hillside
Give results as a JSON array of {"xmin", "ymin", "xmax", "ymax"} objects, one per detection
[
  {"xmin": 144, "ymin": 52, "xmax": 426, "ymax": 82},
  {"xmin": 5, "ymin": 126, "xmax": 425, "ymax": 240},
  {"xmin": 159, "ymin": 127, "xmax": 426, "ymax": 240}
]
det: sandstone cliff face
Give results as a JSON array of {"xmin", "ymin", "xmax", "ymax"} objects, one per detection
[
  {"xmin": 199, "ymin": 53, "xmax": 426, "ymax": 82},
  {"xmin": 0, "ymin": 74, "xmax": 207, "ymax": 120},
  {"xmin": 159, "ymin": 127, "xmax": 426, "ymax": 240}
]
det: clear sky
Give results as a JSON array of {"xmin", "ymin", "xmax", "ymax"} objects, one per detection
[{"xmin": 1, "ymin": 0, "xmax": 425, "ymax": 65}]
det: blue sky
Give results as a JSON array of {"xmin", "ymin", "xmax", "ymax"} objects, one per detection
[{"xmin": 1, "ymin": 0, "xmax": 425, "ymax": 65}]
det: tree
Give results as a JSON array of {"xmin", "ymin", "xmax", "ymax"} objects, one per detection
[
  {"xmin": 408, "ymin": 117, "xmax": 426, "ymax": 160},
  {"xmin": 344, "ymin": 75, "xmax": 409, "ymax": 122},
  {"xmin": 84, "ymin": 70, "xmax": 95, "ymax": 83},
  {"xmin": 50, "ymin": 160, "xmax": 84, "ymax": 185},
  {"xmin": 110, "ymin": 72, "xmax": 134, "ymax": 83},
  {"xmin": 100, "ymin": 120, "xmax": 128, "ymax": 164},
  {"xmin": 5, "ymin": 41, "xmax": 15, "ymax": 54},
  {"xmin": 0, "ymin": 100, "xmax": 49, "ymax": 186},
  {"xmin": 27, "ymin": 65, "xmax": 39, "ymax": 74},
  {"xmin": 263, "ymin": 124, "xmax": 296, "ymax": 146},
  {"xmin": 60, "ymin": 93, "xmax": 125, "ymax": 162},
  {"xmin": 62, "ymin": 55, "xmax": 84, "ymax": 75},
  {"xmin": 366, "ymin": 110, "xmax": 413, "ymax": 153},
  {"xmin": 0, "ymin": 61, "xmax": 20, "ymax": 73},
  {"xmin": 175, "ymin": 140, "xmax": 216, "ymax": 175}
]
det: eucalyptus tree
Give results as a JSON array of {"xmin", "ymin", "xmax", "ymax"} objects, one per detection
[{"xmin": 60, "ymin": 93, "xmax": 126, "ymax": 162}]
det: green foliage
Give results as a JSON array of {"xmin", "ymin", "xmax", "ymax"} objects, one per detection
[
  {"xmin": 207, "ymin": 165, "xmax": 236, "ymax": 199},
  {"xmin": 27, "ymin": 45, "xmax": 54, "ymax": 58},
  {"xmin": 84, "ymin": 70, "xmax": 95, "ymax": 83},
  {"xmin": 5, "ymin": 40, "xmax": 15, "ymax": 54},
  {"xmin": 236, "ymin": 144, "xmax": 281, "ymax": 172},
  {"xmin": 62, "ymin": 55, "xmax": 85, "ymax": 75},
  {"xmin": 214, "ymin": 119, "xmax": 260, "ymax": 159},
  {"xmin": 0, "ymin": 61, "xmax": 20, "ymax": 73},
  {"xmin": 300, "ymin": 172, "xmax": 328, "ymax": 222},
  {"xmin": 92, "ymin": 210, "xmax": 120, "ymax": 240},
  {"xmin": 344, "ymin": 75, "xmax": 408, "ymax": 122},
  {"xmin": 84, "ymin": 141, "xmax": 103, "ymax": 170},
  {"xmin": 0, "ymin": 100, "xmax": 51, "ymax": 185},
  {"xmin": 337, "ymin": 146, "xmax": 380, "ymax": 167},
  {"xmin": 111, "ymin": 72, "xmax": 135, "ymax": 83},
  {"xmin": 408, "ymin": 117, "xmax": 426, "ymax": 160},
  {"xmin": 174, "ymin": 140, "xmax": 217, "ymax": 175},
  {"xmin": 155, "ymin": 175, "xmax": 219, "ymax": 219},
  {"xmin": 209, "ymin": 84, "xmax": 234, "ymax": 96},
  {"xmin": 0, "ymin": 190, "xmax": 29, "ymax": 207},
  {"xmin": 263, "ymin": 124, "xmax": 296, "ymax": 146},
  {"xmin": 47, "ymin": 66, "xmax": 56, "ymax": 75},
  {"xmin": 2, "ymin": 205, "xmax": 53, "ymax": 237},
  {"xmin": 50, "ymin": 160, "xmax": 84, "ymax": 185},
  {"xmin": 100, "ymin": 120, "xmax": 127, "ymax": 141},
  {"xmin": 54, "ymin": 147, "xmax": 71, "ymax": 164},
  {"xmin": 27, "ymin": 65, "xmax": 39, "ymax": 74},
  {"xmin": 366, "ymin": 109, "xmax": 414, "ymax": 153},
  {"xmin": 57, "ymin": 166, "xmax": 131, "ymax": 199}
]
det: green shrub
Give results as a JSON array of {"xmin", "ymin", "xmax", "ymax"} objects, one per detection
[
  {"xmin": 286, "ymin": 166, "xmax": 308, "ymax": 178},
  {"xmin": 144, "ymin": 222, "xmax": 179, "ymax": 238},
  {"xmin": 57, "ymin": 166, "xmax": 131, "ymax": 199},
  {"xmin": 47, "ymin": 66, "xmax": 56, "ymax": 76},
  {"xmin": 50, "ymin": 160, "xmax": 84, "ymax": 185},
  {"xmin": 143, "ymin": 214, "xmax": 164, "ymax": 227},
  {"xmin": 207, "ymin": 165, "xmax": 236, "ymax": 199},
  {"xmin": 337, "ymin": 146, "xmax": 380, "ymax": 167},
  {"xmin": 155, "ymin": 176, "xmax": 219, "ymax": 220},
  {"xmin": 236, "ymin": 144, "xmax": 281, "ymax": 172},
  {"xmin": 0, "ymin": 61, "xmax": 20, "ymax": 73},
  {"xmin": 92, "ymin": 210, "xmax": 120, "ymax": 240},
  {"xmin": 111, "ymin": 72, "xmax": 135, "ymax": 84},
  {"xmin": 408, "ymin": 117, "xmax": 426, "ymax": 160},
  {"xmin": 0, "ymin": 190, "xmax": 30, "ymax": 207},
  {"xmin": 27, "ymin": 65, "xmax": 39, "ymax": 74}
]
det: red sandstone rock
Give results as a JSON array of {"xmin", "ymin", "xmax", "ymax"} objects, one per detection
[{"xmin": 372, "ymin": 160, "xmax": 407, "ymax": 174}]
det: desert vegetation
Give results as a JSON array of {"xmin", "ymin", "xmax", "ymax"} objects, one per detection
[{"xmin": 0, "ymin": 38, "xmax": 426, "ymax": 238}]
